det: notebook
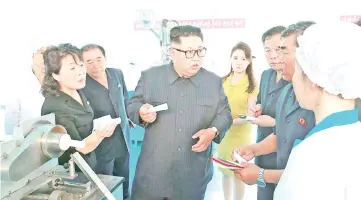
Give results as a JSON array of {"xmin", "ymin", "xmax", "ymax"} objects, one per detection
[{"xmin": 211, "ymin": 157, "xmax": 244, "ymax": 170}]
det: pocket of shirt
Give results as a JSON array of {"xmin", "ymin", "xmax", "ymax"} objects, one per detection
[
  {"xmin": 196, "ymin": 97, "xmax": 216, "ymax": 112},
  {"xmin": 195, "ymin": 97, "xmax": 216, "ymax": 123},
  {"xmin": 147, "ymin": 94, "xmax": 168, "ymax": 105}
]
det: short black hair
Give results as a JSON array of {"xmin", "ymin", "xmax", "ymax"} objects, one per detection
[
  {"xmin": 80, "ymin": 44, "xmax": 106, "ymax": 58},
  {"xmin": 261, "ymin": 26, "xmax": 286, "ymax": 43},
  {"xmin": 281, "ymin": 21, "xmax": 316, "ymax": 37},
  {"xmin": 170, "ymin": 25, "xmax": 203, "ymax": 44}
]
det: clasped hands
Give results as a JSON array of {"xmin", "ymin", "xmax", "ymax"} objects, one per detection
[
  {"xmin": 139, "ymin": 103, "xmax": 216, "ymax": 152},
  {"xmin": 232, "ymin": 146, "xmax": 261, "ymax": 185}
]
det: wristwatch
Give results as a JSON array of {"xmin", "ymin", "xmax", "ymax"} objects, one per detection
[
  {"xmin": 257, "ymin": 168, "xmax": 266, "ymax": 188},
  {"xmin": 210, "ymin": 127, "xmax": 218, "ymax": 137}
]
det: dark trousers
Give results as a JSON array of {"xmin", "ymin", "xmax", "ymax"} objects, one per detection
[
  {"xmin": 255, "ymin": 152, "xmax": 277, "ymax": 200},
  {"xmin": 131, "ymin": 189, "xmax": 205, "ymax": 200},
  {"xmin": 96, "ymin": 154, "xmax": 130, "ymax": 199},
  {"xmin": 257, "ymin": 184, "xmax": 276, "ymax": 200},
  {"xmin": 130, "ymin": 181, "xmax": 206, "ymax": 200}
]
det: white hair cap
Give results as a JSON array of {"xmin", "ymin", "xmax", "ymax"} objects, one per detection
[{"xmin": 296, "ymin": 22, "xmax": 361, "ymax": 99}]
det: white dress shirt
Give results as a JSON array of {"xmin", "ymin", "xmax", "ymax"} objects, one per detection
[{"xmin": 4, "ymin": 69, "xmax": 44, "ymax": 135}]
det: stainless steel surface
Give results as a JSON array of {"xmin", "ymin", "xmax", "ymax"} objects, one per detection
[
  {"xmin": 2, "ymin": 163, "xmax": 67, "ymax": 200},
  {"xmin": 68, "ymin": 158, "xmax": 75, "ymax": 178},
  {"xmin": 48, "ymin": 190, "xmax": 66, "ymax": 200},
  {"xmin": 71, "ymin": 153, "xmax": 116, "ymax": 200},
  {"xmin": 41, "ymin": 126, "xmax": 68, "ymax": 158},
  {"xmin": 1, "ymin": 114, "xmax": 67, "ymax": 184},
  {"xmin": 1, "ymin": 114, "xmax": 124, "ymax": 200},
  {"xmin": 23, "ymin": 193, "xmax": 50, "ymax": 200},
  {"xmin": 87, "ymin": 175, "xmax": 124, "ymax": 200},
  {"xmin": 57, "ymin": 180, "xmax": 90, "ymax": 190},
  {"xmin": 21, "ymin": 115, "xmax": 56, "ymax": 138}
]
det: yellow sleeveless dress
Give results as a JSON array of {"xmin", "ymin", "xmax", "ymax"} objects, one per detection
[{"xmin": 217, "ymin": 75, "xmax": 259, "ymax": 176}]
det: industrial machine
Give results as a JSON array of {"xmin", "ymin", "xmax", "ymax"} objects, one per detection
[
  {"xmin": 137, "ymin": 10, "xmax": 179, "ymax": 64},
  {"xmin": 0, "ymin": 114, "xmax": 124, "ymax": 200}
]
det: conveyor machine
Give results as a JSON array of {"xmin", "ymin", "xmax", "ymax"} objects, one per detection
[{"xmin": 0, "ymin": 114, "xmax": 124, "ymax": 200}]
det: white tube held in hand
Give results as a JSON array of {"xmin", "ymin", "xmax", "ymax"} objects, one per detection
[
  {"xmin": 59, "ymin": 134, "xmax": 86, "ymax": 150},
  {"xmin": 112, "ymin": 118, "xmax": 121, "ymax": 124},
  {"xmin": 149, "ymin": 103, "xmax": 168, "ymax": 112},
  {"xmin": 68, "ymin": 139, "xmax": 86, "ymax": 149}
]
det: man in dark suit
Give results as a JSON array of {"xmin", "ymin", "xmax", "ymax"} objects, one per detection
[
  {"xmin": 127, "ymin": 25, "xmax": 233, "ymax": 200},
  {"xmin": 81, "ymin": 44, "xmax": 131, "ymax": 200}
]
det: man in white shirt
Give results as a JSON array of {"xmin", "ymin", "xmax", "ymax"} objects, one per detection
[{"xmin": 4, "ymin": 46, "xmax": 47, "ymax": 135}]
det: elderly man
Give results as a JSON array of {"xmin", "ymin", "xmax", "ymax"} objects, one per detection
[
  {"xmin": 80, "ymin": 44, "xmax": 132, "ymax": 200},
  {"xmin": 250, "ymin": 25, "xmax": 289, "ymax": 200},
  {"xmin": 127, "ymin": 25, "xmax": 233, "ymax": 200}
]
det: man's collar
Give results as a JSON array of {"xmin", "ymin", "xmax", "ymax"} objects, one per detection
[
  {"xmin": 166, "ymin": 63, "xmax": 202, "ymax": 87},
  {"xmin": 105, "ymin": 68, "xmax": 115, "ymax": 80},
  {"xmin": 86, "ymin": 69, "xmax": 113, "ymax": 83}
]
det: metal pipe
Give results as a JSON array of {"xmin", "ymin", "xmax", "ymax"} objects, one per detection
[
  {"xmin": 68, "ymin": 158, "xmax": 75, "ymax": 177},
  {"xmin": 57, "ymin": 181, "xmax": 89, "ymax": 190}
]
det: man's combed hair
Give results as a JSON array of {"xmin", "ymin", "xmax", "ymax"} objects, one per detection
[
  {"xmin": 281, "ymin": 21, "xmax": 316, "ymax": 37},
  {"xmin": 80, "ymin": 44, "xmax": 106, "ymax": 58},
  {"xmin": 261, "ymin": 26, "xmax": 286, "ymax": 43},
  {"xmin": 170, "ymin": 25, "xmax": 203, "ymax": 43}
]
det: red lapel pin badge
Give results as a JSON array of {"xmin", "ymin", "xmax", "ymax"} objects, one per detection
[{"xmin": 298, "ymin": 117, "xmax": 307, "ymax": 126}]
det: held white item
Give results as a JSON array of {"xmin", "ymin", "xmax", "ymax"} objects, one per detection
[
  {"xmin": 112, "ymin": 118, "xmax": 121, "ymax": 124},
  {"xmin": 59, "ymin": 134, "xmax": 86, "ymax": 150},
  {"xmin": 233, "ymin": 152, "xmax": 248, "ymax": 164},
  {"xmin": 93, "ymin": 115, "xmax": 111, "ymax": 131},
  {"xmin": 244, "ymin": 116, "xmax": 258, "ymax": 121},
  {"xmin": 239, "ymin": 114, "xmax": 258, "ymax": 121},
  {"xmin": 149, "ymin": 103, "xmax": 168, "ymax": 112},
  {"xmin": 92, "ymin": 115, "xmax": 121, "ymax": 132}
]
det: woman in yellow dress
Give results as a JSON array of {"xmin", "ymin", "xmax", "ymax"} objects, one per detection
[{"xmin": 218, "ymin": 41, "xmax": 259, "ymax": 200}]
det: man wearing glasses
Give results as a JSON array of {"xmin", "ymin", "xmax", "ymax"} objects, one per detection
[{"xmin": 127, "ymin": 25, "xmax": 232, "ymax": 200}]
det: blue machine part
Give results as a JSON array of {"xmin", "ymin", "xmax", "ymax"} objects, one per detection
[{"xmin": 128, "ymin": 91, "xmax": 145, "ymax": 187}]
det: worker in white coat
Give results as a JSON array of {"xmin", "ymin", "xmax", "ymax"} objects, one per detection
[{"xmin": 274, "ymin": 22, "xmax": 361, "ymax": 200}]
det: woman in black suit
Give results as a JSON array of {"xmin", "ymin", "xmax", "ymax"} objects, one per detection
[{"xmin": 41, "ymin": 44, "xmax": 117, "ymax": 170}]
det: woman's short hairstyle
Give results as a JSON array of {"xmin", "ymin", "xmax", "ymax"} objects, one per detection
[{"xmin": 41, "ymin": 43, "xmax": 80, "ymax": 97}]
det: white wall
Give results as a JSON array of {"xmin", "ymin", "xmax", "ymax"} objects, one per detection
[
  {"xmin": 0, "ymin": 0, "xmax": 360, "ymax": 99},
  {"xmin": 123, "ymin": 0, "xmax": 361, "ymax": 88}
]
